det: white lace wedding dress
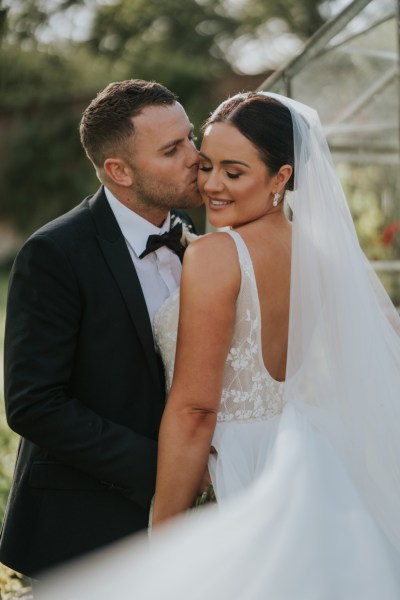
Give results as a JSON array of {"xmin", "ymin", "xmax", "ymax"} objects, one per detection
[{"xmin": 151, "ymin": 229, "xmax": 400, "ymax": 598}]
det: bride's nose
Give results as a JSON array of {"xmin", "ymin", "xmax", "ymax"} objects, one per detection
[{"xmin": 203, "ymin": 170, "xmax": 224, "ymax": 194}]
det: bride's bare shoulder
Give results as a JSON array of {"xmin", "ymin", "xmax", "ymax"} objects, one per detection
[
  {"xmin": 184, "ymin": 230, "xmax": 237, "ymax": 259},
  {"xmin": 182, "ymin": 231, "xmax": 240, "ymax": 290}
]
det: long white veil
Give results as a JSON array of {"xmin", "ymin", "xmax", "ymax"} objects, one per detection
[
  {"xmin": 272, "ymin": 94, "xmax": 400, "ymax": 549},
  {"xmin": 40, "ymin": 94, "xmax": 400, "ymax": 599}
]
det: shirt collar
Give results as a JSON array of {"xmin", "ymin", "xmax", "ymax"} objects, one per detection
[{"xmin": 104, "ymin": 187, "xmax": 171, "ymax": 257}]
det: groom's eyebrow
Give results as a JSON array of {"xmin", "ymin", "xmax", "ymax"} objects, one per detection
[{"xmin": 158, "ymin": 124, "xmax": 195, "ymax": 152}]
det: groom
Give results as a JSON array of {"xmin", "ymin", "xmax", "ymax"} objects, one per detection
[{"xmin": 0, "ymin": 79, "xmax": 202, "ymax": 579}]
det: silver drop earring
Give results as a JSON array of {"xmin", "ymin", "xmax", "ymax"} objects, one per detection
[{"xmin": 273, "ymin": 192, "xmax": 280, "ymax": 207}]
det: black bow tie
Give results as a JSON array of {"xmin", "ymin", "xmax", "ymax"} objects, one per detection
[{"xmin": 139, "ymin": 222, "xmax": 184, "ymax": 260}]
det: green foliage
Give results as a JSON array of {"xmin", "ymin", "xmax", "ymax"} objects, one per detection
[
  {"xmin": 84, "ymin": 0, "xmax": 329, "ymax": 120},
  {"xmin": 0, "ymin": 43, "xmax": 113, "ymax": 111},
  {"xmin": 0, "ymin": 0, "xmax": 332, "ymax": 236},
  {"xmin": 89, "ymin": 0, "xmax": 235, "ymax": 62},
  {"xmin": 233, "ymin": 0, "xmax": 325, "ymax": 38},
  {"xmin": 0, "ymin": 108, "xmax": 98, "ymax": 234},
  {"xmin": 0, "ymin": 45, "xmax": 70, "ymax": 109},
  {"xmin": 1, "ymin": 0, "xmax": 85, "ymax": 45},
  {"xmin": 85, "ymin": 0, "xmax": 238, "ymax": 127},
  {"xmin": 0, "ymin": 42, "xmax": 113, "ymax": 235},
  {"xmin": 0, "ymin": 276, "xmax": 28, "ymax": 596},
  {"xmin": 0, "ymin": 273, "xmax": 19, "ymax": 526},
  {"xmin": 338, "ymin": 163, "xmax": 399, "ymax": 260}
]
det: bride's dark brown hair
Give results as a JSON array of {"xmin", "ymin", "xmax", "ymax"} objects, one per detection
[{"xmin": 203, "ymin": 93, "xmax": 295, "ymax": 191}]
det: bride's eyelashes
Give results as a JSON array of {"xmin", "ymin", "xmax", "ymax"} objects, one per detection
[{"xmin": 199, "ymin": 165, "xmax": 242, "ymax": 179}]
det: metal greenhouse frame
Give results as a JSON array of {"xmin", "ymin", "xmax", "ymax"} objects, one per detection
[{"xmin": 259, "ymin": 0, "xmax": 400, "ymax": 304}]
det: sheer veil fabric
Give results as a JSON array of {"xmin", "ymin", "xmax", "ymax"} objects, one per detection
[
  {"xmin": 40, "ymin": 94, "xmax": 400, "ymax": 599},
  {"xmin": 274, "ymin": 94, "xmax": 400, "ymax": 550}
]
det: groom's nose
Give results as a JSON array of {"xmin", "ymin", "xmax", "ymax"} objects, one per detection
[{"xmin": 185, "ymin": 143, "xmax": 200, "ymax": 168}]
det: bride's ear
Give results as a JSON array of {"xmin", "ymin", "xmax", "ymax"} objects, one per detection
[
  {"xmin": 275, "ymin": 164, "xmax": 293, "ymax": 190},
  {"xmin": 103, "ymin": 158, "xmax": 134, "ymax": 187}
]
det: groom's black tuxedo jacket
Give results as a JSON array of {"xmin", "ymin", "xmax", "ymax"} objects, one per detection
[{"xmin": 0, "ymin": 187, "xmax": 191, "ymax": 576}]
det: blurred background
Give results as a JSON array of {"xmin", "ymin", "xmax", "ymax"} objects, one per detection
[{"xmin": 0, "ymin": 0, "xmax": 399, "ymax": 593}]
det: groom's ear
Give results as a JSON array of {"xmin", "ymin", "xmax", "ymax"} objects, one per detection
[{"xmin": 103, "ymin": 157, "xmax": 134, "ymax": 187}]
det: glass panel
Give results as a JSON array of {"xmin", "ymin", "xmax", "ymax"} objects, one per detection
[
  {"xmin": 329, "ymin": 0, "xmax": 395, "ymax": 47},
  {"xmin": 263, "ymin": 0, "xmax": 400, "ymax": 297},
  {"xmin": 290, "ymin": 16, "xmax": 398, "ymax": 133}
]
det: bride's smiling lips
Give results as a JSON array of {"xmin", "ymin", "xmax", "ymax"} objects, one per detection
[{"xmin": 207, "ymin": 197, "xmax": 234, "ymax": 209}]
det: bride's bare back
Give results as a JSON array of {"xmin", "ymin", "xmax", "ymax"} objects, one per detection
[{"xmin": 238, "ymin": 214, "xmax": 292, "ymax": 382}]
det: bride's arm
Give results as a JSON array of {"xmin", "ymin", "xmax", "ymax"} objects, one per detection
[{"xmin": 152, "ymin": 233, "xmax": 240, "ymax": 525}]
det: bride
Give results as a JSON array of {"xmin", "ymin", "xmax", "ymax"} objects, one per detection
[{"xmin": 42, "ymin": 93, "xmax": 400, "ymax": 599}]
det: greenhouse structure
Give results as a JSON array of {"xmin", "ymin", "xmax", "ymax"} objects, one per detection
[{"xmin": 260, "ymin": 0, "xmax": 400, "ymax": 305}]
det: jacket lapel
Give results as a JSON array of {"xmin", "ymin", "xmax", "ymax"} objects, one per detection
[{"xmin": 88, "ymin": 188, "xmax": 162, "ymax": 396}]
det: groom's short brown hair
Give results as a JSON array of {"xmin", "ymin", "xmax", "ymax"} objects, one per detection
[{"xmin": 80, "ymin": 79, "xmax": 177, "ymax": 169}]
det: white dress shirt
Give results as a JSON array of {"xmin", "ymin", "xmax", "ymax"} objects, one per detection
[{"xmin": 105, "ymin": 187, "xmax": 182, "ymax": 329}]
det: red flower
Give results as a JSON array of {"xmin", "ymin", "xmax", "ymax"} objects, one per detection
[{"xmin": 382, "ymin": 221, "xmax": 400, "ymax": 247}]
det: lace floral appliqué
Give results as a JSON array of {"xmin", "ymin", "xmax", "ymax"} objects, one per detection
[{"xmin": 154, "ymin": 230, "xmax": 285, "ymax": 424}]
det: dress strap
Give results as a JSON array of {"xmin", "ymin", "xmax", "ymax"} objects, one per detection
[
  {"xmin": 224, "ymin": 229, "xmax": 254, "ymax": 276},
  {"xmin": 223, "ymin": 229, "xmax": 261, "ymax": 322}
]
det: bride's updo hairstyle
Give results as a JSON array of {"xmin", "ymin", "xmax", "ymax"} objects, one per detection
[{"xmin": 203, "ymin": 92, "xmax": 295, "ymax": 191}]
